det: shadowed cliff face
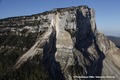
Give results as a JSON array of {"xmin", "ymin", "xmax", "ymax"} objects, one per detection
[{"xmin": 0, "ymin": 5, "xmax": 120, "ymax": 80}]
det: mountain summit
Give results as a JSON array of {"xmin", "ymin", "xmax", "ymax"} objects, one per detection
[{"xmin": 0, "ymin": 5, "xmax": 120, "ymax": 80}]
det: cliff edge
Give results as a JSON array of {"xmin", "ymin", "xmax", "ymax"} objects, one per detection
[{"xmin": 0, "ymin": 5, "xmax": 120, "ymax": 80}]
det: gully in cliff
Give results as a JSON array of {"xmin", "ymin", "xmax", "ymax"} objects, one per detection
[{"xmin": 0, "ymin": 5, "xmax": 120, "ymax": 80}]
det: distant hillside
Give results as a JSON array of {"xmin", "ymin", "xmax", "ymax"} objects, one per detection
[{"xmin": 107, "ymin": 36, "xmax": 120, "ymax": 48}]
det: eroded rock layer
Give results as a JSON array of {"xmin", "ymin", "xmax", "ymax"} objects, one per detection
[{"xmin": 0, "ymin": 5, "xmax": 120, "ymax": 80}]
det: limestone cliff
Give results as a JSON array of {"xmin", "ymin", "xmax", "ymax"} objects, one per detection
[{"xmin": 0, "ymin": 5, "xmax": 120, "ymax": 80}]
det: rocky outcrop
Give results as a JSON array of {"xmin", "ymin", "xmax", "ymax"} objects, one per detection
[{"xmin": 0, "ymin": 5, "xmax": 120, "ymax": 80}]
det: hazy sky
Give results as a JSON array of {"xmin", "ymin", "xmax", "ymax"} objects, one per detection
[{"xmin": 0, "ymin": 0, "xmax": 120, "ymax": 36}]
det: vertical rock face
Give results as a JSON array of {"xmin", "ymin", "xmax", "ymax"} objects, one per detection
[{"xmin": 0, "ymin": 5, "xmax": 120, "ymax": 80}]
